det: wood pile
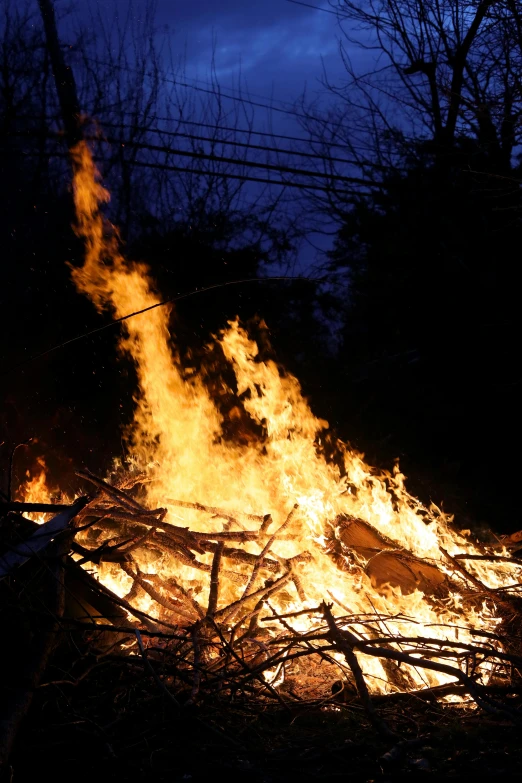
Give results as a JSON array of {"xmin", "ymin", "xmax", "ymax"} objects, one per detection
[{"xmin": 1, "ymin": 469, "xmax": 522, "ymax": 770}]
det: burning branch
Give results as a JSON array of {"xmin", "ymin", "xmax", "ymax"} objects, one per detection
[{"xmin": 3, "ymin": 472, "xmax": 521, "ymax": 727}]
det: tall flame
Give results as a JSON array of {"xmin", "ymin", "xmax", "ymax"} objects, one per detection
[{"xmin": 48, "ymin": 140, "xmax": 520, "ymax": 694}]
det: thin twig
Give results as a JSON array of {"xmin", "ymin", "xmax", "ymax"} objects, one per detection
[{"xmin": 239, "ymin": 504, "xmax": 298, "ymax": 601}]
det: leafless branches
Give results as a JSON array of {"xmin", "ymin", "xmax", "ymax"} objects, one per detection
[
  {"xmin": 296, "ymin": 0, "xmax": 522, "ymax": 221},
  {"xmin": 1, "ymin": 465, "xmax": 522, "ymax": 777},
  {"xmin": 0, "ymin": 0, "xmax": 302, "ymax": 264},
  {"xmin": 25, "ymin": 472, "xmax": 516, "ymax": 726}
]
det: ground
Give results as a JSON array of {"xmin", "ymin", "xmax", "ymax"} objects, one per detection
[{"xmin": 8, "ymin": 677, "xmax": 522, "ymax": 782}]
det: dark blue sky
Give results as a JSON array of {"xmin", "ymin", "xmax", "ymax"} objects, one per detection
[
  {"xmin": 163, "ymin": 0, "xmax": 342, "ymax": 107},
  {"xmin": 95, "ymin": 0, "xmax": 351, "ymax": 132},
  {"xmin": 70, "ymin": 1, "xmax": 369, "ymax": 267}
]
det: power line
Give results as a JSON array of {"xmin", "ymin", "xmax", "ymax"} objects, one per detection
[
  {"xmin": 115, "ymin": 158, "xmax": 372, "ymax": 196},
  {"xmin": 137, "ymin": 114, "xmax": 373, "ymax": 155},
  {"xmin": 140, "ymin": 115, "xmax": 336, "ymax": 147},
  {"xmin": 103, "ymin": 122, "xmax": 354, "ymax": 167},
  {"xmin": 113, "ymin": 112, "xmax": 427, "ymax": 168},
  {"xmin": 82, "ymin": 56, "xmax": 340, "ymax": 131},
  {"xmin": 78, "ymin": 58, "xmax": 401, "ymax": 160},
  {"xmin": 14, "ymin": 128, "xmax": 381, "ymax": 189},
  {"xmin": 169, "ymin": 72, "xmax": 301, "ymax": 113},
  {"xmin": 101, "ymin": 120, "xmax": 393, "ymax": 171},
  {"xmin": 82, "ymin": 57, "xmax": 303, "ymax": 115},
  {"xmin": 91, "ymin": 134, "xmax": 377, "ymax": 187},
  {"xmin": 3, "ymin": 277, "xmax": 323, "ymax": 376},
  {"xmin": 24, "ymin": 147, "xmax": 372, "ymax": 195},
  {"xmin": 285, "ymin": 0, "xmax": 340, "ymax": 16},
  {"xmin": 37, "ymin": 109, "xmax": 392, "ymax": 157}
]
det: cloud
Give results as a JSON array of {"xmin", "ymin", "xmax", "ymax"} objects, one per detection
[{"xmin": 161, "ymin": 0, "xmax": 342, "ymax": 102}]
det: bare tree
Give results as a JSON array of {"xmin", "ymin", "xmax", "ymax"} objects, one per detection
[
  {"xmin": 296, "ymin": 0, "xmax": 522, "ymax": 227},
  {"xmin": 0, "ymin": 0, "xmax": 301, "ymax": 265}
]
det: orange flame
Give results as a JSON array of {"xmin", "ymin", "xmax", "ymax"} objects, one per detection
[
  {"xmin": 26, "ymin": 140, "xmax": 520, "ymax": 695},
  {"xmin": 16, "ymin": 456, "xmax": 54, "ymax": 522}
]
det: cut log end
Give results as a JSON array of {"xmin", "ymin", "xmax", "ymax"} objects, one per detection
[
  {"xmin": 366, "ymin": 550, "xmax": 447, "ymax": 597},
  {"xmin": 332, "ymin": 514, "xmax": 448, "ymax": 597}
]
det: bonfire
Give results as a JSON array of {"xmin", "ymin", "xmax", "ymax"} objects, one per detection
[{"xmin": 1, "ymin": 139, "xmax": 521, "ymax": 772}]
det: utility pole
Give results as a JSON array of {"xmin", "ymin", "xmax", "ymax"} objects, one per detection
[{"xmin": 37, "ymin": 0, "xmax": 82, "ymax": 149}]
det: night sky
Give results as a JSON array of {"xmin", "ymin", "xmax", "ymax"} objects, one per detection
[
  {"xmin": 61, "ymin": 0, "xmax": 362, "ymax": 266},
  {"xmin": 164, "ymin": 0, "xmax": 341, "ymax": 110},
  {"xmin": 91, "ymin": 0, "xmax": 350, "ymax": 133}
]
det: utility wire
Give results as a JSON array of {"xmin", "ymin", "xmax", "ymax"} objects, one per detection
[
  {"xmin": 102, "ymin": 122, "xmax": 356, "ymax": 167},
  {"xmin": 20, "ymin": 148, "xmax": 373, "ymax": 195},
  {"xmin": 285, "ymin": 0, "xmax": 340, "ymax": 15},
  {"xmin": 13, "ymin": 129, "xmax": 381, "ymax": 191},
  {"xmin": 21, "ymin": 113, "xmax": 394, "ymax": 168},
  {"xmin": 99, "ymin": 120, "xmax": 394, "ymax": 171},
  {"xmin": 120, "ymin": 115, "xmax": 348, "ymax": 150},
  {"xmin": 167, "ymin": 70, "xmax": 301, "ymax": 113},
  {"xmin": 3, "ymin": 277, "xmax": 322, "ymax": 376},
  {"xmin": 107, "ymin": 158, "xmax": 373, "ymax": 195},
  {"xmin": 88, "ymin": 134, "xmax": 376, "ymax": 187},
  {"xmin": 81, "ymin": 56, "xmax": 347, "ymax": 131},
  {"xmin": 113, "ymin": 112, "xmax": 379, "ymax": 156},
  {"xmin": 81, "ymin": 56, "xmax": 302, "ymax": 115}
]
